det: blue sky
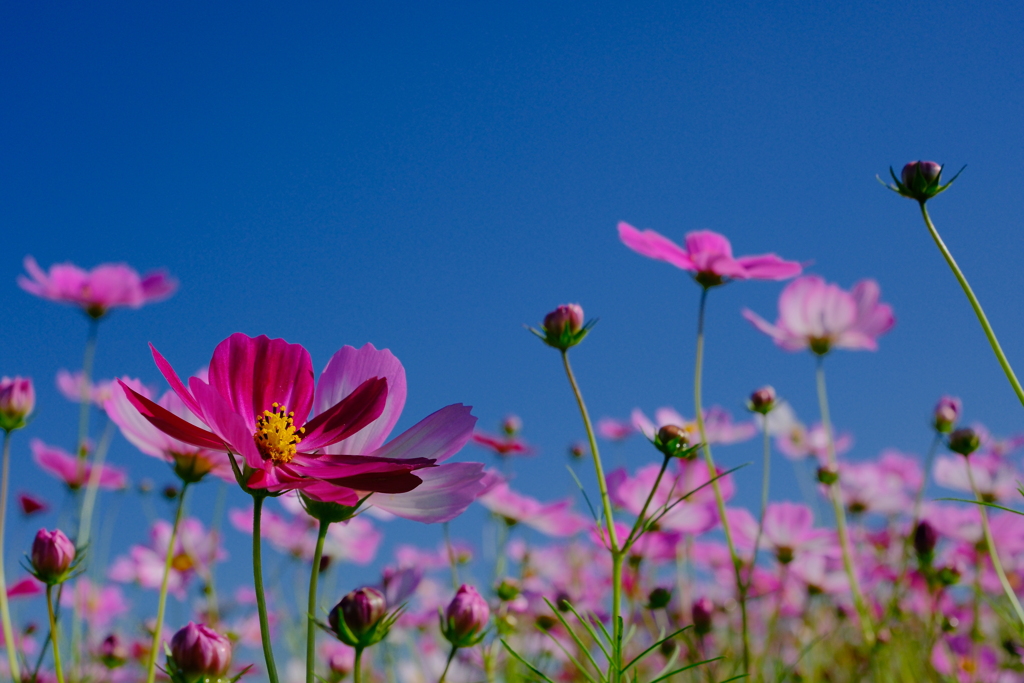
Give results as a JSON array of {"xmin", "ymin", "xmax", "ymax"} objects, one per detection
[{"xmin": 2, "ymin": 0, "xmax": 1023, "ymax": 627}]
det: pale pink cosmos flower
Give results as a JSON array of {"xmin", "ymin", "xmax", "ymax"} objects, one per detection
[
  {"xmin": 60, "ymin": 578, "xmax": 128, "ymax": 630},
  {"xmin": 596, "ymin": 417, "xmax": 636, "ymax": 441},
  {"xmin": 606, "ymin": 461, "xmax": 725, "ymax": 535},
  {"xmin": 729, "ymin": 503, "xmax": 836, "ymax": 563},
  {"xmin": 229, "ymin": 502, "xmax": 381, "ymax": 565},
  {"xmin": 766, "ymin": 403, "xmax": 853, "ymax": 462},
  {"xmin": 478, "ymin": 480, "xmax": 588, "ymax": 537},
  {"xmin": 631, "ymin": 406, "xmax": 756, "ymax": 445},
  {"xmin": 109, "ymin": 517, "xmax": 224, "ymax": 597},
  {"xmin": 31, "ymin": 439, "xmax": 127, "ymax": 491},
  {"xmin": 618, "ymin": 223, "xmax": 802, "ymax": 286},
  {"xmin": 57, "ymin": 371, "xmax": 152, "ymax": 411},
  {"xmin": 19, "ymin": 256, "xmax": 177, "ymax": 318},
  {"xmin": 970, "ymin": 423, "xmax": 1024, "ymax": 459},
  {"xmin": 743, "ymin": 275, "xmax": 895, "ymax": 354},
  {"xmin": 394, "ymin": 542, "xmax": 473, "ymax": 571},
  {"xmin": 837, "ymin": 451, "xmax": 922, "ymax": 515},
  {"xmin": 933, "ymin": 453, "xmax": 1020, "ymax": 502}
]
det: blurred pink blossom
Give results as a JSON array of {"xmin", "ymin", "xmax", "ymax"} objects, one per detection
[
  {"xmin": 60, "ymin": 578, "xmax": 128, "ymax": 629},
  {"xmin": 596, "ymin": 417, "xmax": 635, "ymax": 441},
  {"xmin": 109, "ymin": 517, "xmax": 225, "ymax": 597},
  {"xmin": 31, "ymin": 438, "xmax": 127, "ymax": 490},
  {"xmin": 631, "ymin": 406, "xmax": 756, "ymax": 445},
  {"xmin": 478, "ymin": 480, "xmax": 588, "ymax": 537}
]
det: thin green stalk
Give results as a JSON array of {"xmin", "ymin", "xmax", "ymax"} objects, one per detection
[
  {"xmin": 815, "ymin": 358, "xmax": 875, "ymax": 647},
  {"xmin": 443, "ymin": 522, "xmax": 459, "ymax": 590},
  {"xmin": 0, "ymin": 432, "xmax": 21, "ymax": 681},
  {"xmin": 76, "ymin": 419, "xmax": 115, "ymax": 548},
  {"xmin": 77, "ymin": 319, "xmax": 99, "ymax": 458},
  {"xmin": 306, "ymin": 520, "xmax": 330, "ymax": 683},
  {"xmin": 919, "ymin": 202, "xmax": 1024, "ymax": 408},
  {"xmin": 145, "ymin": 482, "xmax": 189, "ymax": 683},
  {"xmin": 692, "ymin": 287, "xmax": 748, "ymax": 672},
  {"xmin": 560, "ymin": 348, "xmax": 623, "ymax": 680},
  {"xmin": 252, "ymin": 494, "xmax": 280, "ymax": 683},
  {"xmin": 748, "ymin": 414, "xmax": 773, "ymax": 584},
  {"xmin": 623, "ymin": 455, "xmax": 671, "ymax": 551},
  {"xmin": 965, "ymin": 457, "xmax": 1024, "ymax": 627},
  {"xmin": 46, "ymin": 585, "xmax": 65, "ymax": 683},
  {"xmin": 353, "ymin": 646, "xmax": 364, "ymax": 683},
  {"xmin": 438, "ymin": 644, "xmax": 458, "ymax": 683}
]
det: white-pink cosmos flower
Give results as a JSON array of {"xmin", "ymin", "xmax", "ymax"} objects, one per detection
[
  {"xmin": 743, "ymin": 275, "xmax": 894, "ymax": 354},
  {"xmin": 631, "ymin": 406, "xmax": 756, "ymax": 446}
]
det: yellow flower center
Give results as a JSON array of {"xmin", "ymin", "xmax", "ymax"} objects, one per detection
[
  {"xmin": 171, "ymin": 553, "xmax": 194, "ymax": 572},
  {"xmin": 254, "ymin": 402, "xmax": 305, "ymax": 464}
]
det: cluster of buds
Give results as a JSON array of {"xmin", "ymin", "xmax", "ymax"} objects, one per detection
[
  {"xmin": 166, "ymin": 622, "xmax": 235, "ymax": 683},
  {"xmin": 653, "ymin": 425, "xmax": 699, "ymax": 460},
  {"xmin": 328, "ymin": 587, "xmax": 399, "ymax": 649},
  {"xmin": 747, "ymin": 386, "xmax": 777, "ymax": 415},
  {"xmin": 530, "ymin": 304, "xmax": 596, "ymax": 352},
  {"xmin": 441, "ymin": 584, "xmax": 490, "ymax": 648},
  {"xmin": 948, "ymin": 428, "xmax": 980, "ymax": 457},
  {"xmin": 932, "ymin": 396, "xmax": 961, "ymax": 434},
  {"xmin": 28, "ymin": 529, "xmax": 80, "ymax": 585},
  {"xmin": 882, "ymin": 160, "xmax": 965, "ymax": 203},
  {"xmin": 0, "ymin": 376, "xmax": 34, "ymax": 432}
]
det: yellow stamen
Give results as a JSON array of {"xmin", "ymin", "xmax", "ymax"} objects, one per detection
[{"xmin": 254, "ymin": 402, "xmax": 305, "ymax": 464}]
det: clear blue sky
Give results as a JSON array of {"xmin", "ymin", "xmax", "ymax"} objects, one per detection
[{"xmin": 2, "ymin": 0, "xmax": 1023, "ymax": 616}]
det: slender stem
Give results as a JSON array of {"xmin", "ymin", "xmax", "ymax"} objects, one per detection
[
  {"xmin": 353, "ymin": 646, "xmax": 364, "ymax": 683},
  {"xmin": 0, "ymin": 432, "xmax": 21, "ymax": 681},
  {"xmin": 965, "ymin": 457, "xmax": 1024, "ymax": 627},
  {"xmin": 443, "ymin": 522, "xmax": 459, "ymax": 590},
  {"xmin": 252, "ymin": 495, "xmax": 280, "ymax": 683},
  {"xmin": 919, "ymin": 202, "xmax": 1024, "ymax": 407},
  {"xmin": 46, "ymin": 586, "xmax": 65, "ymax": 683},
  {"xmin": 748, "ymin": 414, "xmax": 773, "ymax": 584},
  {"xmin": 145, "ymin": 482, "xmax": 189, "ymax": 683},
  {"xmin": 76, "ymin": 419, "xmax": 115, "ymax": 547},
  {"xmin": 692, "ymin": 287, "xmax": 748, "ymax": 671},
  {"xmin": 306, "ymin": 520, "xmax": 330, "ymax": 683},
  {"xmin": 560, "ymin": 348, "xmax": 623, "ymax": 680},
  {"xmin": 623, "ymin": 455, "xmax": 671, "ymax": 551},
  {"xmin": 815, "ymin": 357, "xmax": 875, "ymax": 647},
  {"xmin": 438, "ymin": 645, "xmax": 458, "ymax": 683},
  {"xmin": 77, "ymin": 319, "xmax": 99, "ymax": 458}
]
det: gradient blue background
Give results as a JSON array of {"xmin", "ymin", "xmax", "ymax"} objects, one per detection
[{"xmin": 2, "ymin": 0, "xmax": 1023, "ymax": 650}]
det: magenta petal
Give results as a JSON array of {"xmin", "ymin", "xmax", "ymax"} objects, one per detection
[
  {"xmin": 363, "ymin": 404, "xmax": 476, "ymax": 464},
  {"xmin": 119, "ymin": 381, "xmax": 226, "ymax": 452},
  {"xmin": 301, "ymin": 377, "xmax": 389, "ymax": 451},
  {"xmin": 370, "ymin": 462, "xmax": 488, "ymax": 523},
  {"xmin": 189, "ymin": 379, "xmax": 263, "ymax": 468},
  {"xmin": 316, "ymin": 344, "xmax": 407, "ymax": 455},
  {"xmin": 151, "ymin": 344, "xmax": 204, "ymax": 418},
  {"xmin": 290, "ymin": 480, "xmax": 361, "ymax": 506},
  {"xmin": 207, "ymin": 333, "xmax": 315, "ymax": 432},
  {"xmin": 735, "ymin": 254, "xmax": 803, "ymax": 280},
  {"xmin": 618, "ymin": 222, "xmax": 695, "ymax": 271},
  {"xmin": 741, "ymin": 309, "xmax": 797, "ymax": 349},
  {"xmin": 296, "ymin": 455, "xmax": 433, "ymax": 480}
]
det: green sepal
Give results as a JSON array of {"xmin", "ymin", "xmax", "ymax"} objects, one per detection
[
  {"xmin": 527, "ymin": 318, "xmax": 598, "ymax": 352},
  {"xmin": 300, "ymin": 492, "xmax": 369, "ymax": 524},
  {"xmin": 879, "ymin": 163, "xmax": 965, "ymax": 203}
]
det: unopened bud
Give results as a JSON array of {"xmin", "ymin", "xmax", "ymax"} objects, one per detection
[
  {"xmin": 30, "ymin": 528, "xmax": 76, "ymax": 584},
  {"xmin": 534, "ymin": 304, "xmax": 592, "ymax": 351},
  {"xmin": 647, "ymin": 587, "xmax": 672, "ymax": 610},
  {"xmin": 99, "ymin": 634, "xmax": 128, "ymax": 669},
  {"xmin": 902, "ymin": 161, "xmax": 942, "ymax": 187},
  {"xmin": 914, "ymin": 520, "xmax": 938, "ymax": 561},
  {"xmin": 816, "ymin": 465, "xmax": 839, "ymax": 485},
  {"xmin": 496, "ymin": 578, "xmax": 521, "ymax": 602},
  {"xmin": 692, "ymin": 597, "xmax": 713, "ymax": 635},
  {"xmin": 748, "ymin": 386, "xmax": 776, "ymax": 414},
  {"xmin": 162, "ymin": 485, "xmax": 179, "ymax": 500},
  {"xmin": 0, "ymin": 377, "xmax": 34, "ymax": 432},
  {"xmin": 501, "ymin": 415, "xmax": 522, "ymax": 437},
  {"xmin": 948, "ymin": 428, "xmax": 980, "ymax": 457},
  {"xmin": 442, "ymin": 584, "xmax": 490, "ymax": 648},
  {"xmin": 169, "ymin": 622, "xmax": 231, "ymax": 678},
  {"xmin": 554, "ymin": 591, "xmax": 572, "ymax": 612},
  {"xmin": 568, "ymin": 442, "xmax": 586, "ymax": 459},
  {"xmin": 886, "ymin": 160, "xmax": 962, "ymax": 203},
  {"xmin": 655, "ymin": 424, "xmax": 694, "ymax": 459},
  {"xmin": 329, "ymin": 587, "xmax": 389, "ymax": 648},
  {"xmin": 933, "ymin": 396, "xmax": 961, "ymax": 434}
]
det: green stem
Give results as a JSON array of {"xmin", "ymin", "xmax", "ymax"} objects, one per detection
[
  {"xmin": 443, "ymin": 522, "xmax": 459, "ymax": 590},
  {"xmin": 623, "ymin": 455, "xmax": 671, "ymax": 551},
  {"xmin": 692, "ymin": 287, "xmax": 748, "ymax": 672},
  {"xmin": 0, "ymin": 432, "xmax": 21, "ymax": 681},
  {"xmin": 965, "ymin": 457, "xmax": 1024, "ymax": 627},
  {"xmin": 306, "ymin": 520, "xmax": 330, "ymax": 683},
  {"xmin": 748, "ymin": 414, "xmax": 773, "ymax": 583},
  {"xmin": 252, "ymin": 494, "xmax": 280, "ymax": 683},
  {"xmin": 559, "ymin": 349, "xmax": 622, "ymax": 679},
  {"xmin": 77, "ymin": 319, "xmax": 99, "ymax": 458},
  {"xmin": 438, "ymin": 644, "xmax": 458, "ymax": 683},
  {"xmin": 353, "ymin": 646, "xmax": 364, "ymax": 683},
  {"xmin": 76, "ymin": 419, "xmax": 115, "ymax": 548},
  {"xmin": 145, "ymin": 482, "xmax": 189, "ymax": 683},
  {"xmin": 46, "ymin": 585, "xmax": 65, "ymax": 683},
  {"xmin": 815, "ymin": 357, "xmax": 875, "ymax": 647},
  {"xmin": 919, "ymin": 202, "xmax": 1024, "ymax": 407}
]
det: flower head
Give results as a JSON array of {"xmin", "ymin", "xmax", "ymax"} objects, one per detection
[
  {"xmin": 743, "ymin": 275, "xmax": 894, "ymax": 354},
  {"xmin": 933, "ymin": 396, "xmax": 961, "ymax": 434},
  {"xmin": 531, "ymin": 304, "xmax": 595, "ymax": 351},
  {"xmin": 618, "ymin": 223, "xmax": 801, "ymax": 288},
  {"xmin": 31, "ymin": 439, "xmax": 127, "ymax": 491},
  {"xmin": 329, "ymin": 587, "xmax": 392, "ymax": 648},
  {"xmin": 18, "ymin": 256, "xmax": 177, "ymax": 318},
  {"xmin": 881, "ymin": 161, "xmax": 964, "ymax": 203},
  {"xmin": 30, "ymin": 528, "xmax": 77, "ymax": 584},
  {"xmin": 168, "ymin": 622, "xmax": 231, "ymax": 678},
  {"xmin": 0, "ymin": 377, "xmax": 34, "ymax": 432},
  {"xmin": 442, "ymin": 584, "xmax": 490, "ymax": 647}
]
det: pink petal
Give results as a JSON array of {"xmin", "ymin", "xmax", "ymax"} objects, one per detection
[
  {"xmin": 735, "ymin": 254, "xmax": 803, "ymax": 280},
  {"xmin": 370, "ymin": 462, "xmax": 488, "ymax": 523},
  {"xmin": 189, "ymin": 379, "xmax": 263, "ymax": 468},
  {"xmin": 151, "ymin": 344, "xmax": 204, "ymax": 418},
  {"xmin": 119, "ymin": 382, "xmax": 225, "ymax": 453},
  {"xmin": 618, "ymin": 222, "xmax": 695, "ymax": 271},
  {"xmin": 363, "ymin": 404, "xmax": 475, "ymax": 464},
  {"xmin": 301, "ymin": 377, "xmax": 389, "ymax": 451}
]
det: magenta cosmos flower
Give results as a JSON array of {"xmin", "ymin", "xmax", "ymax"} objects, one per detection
[
  {"xmin": 120, "ymin": 334, "xmax": 484, "ymax": 519},
  {"xmin": 742, "ymin": 275, "xmax": 895, "ymax": 354},
  {"xmin": 618, "ymin": 222, "xmax": 802, "ymax": 287},
  {"xmin": 18, "ymin": 256, "xmax": 177, "ymax": 318}
]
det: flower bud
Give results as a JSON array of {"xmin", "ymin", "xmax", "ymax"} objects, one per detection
[
  {"xmin": 884, "ymin": 160, "xmax": 962, "ymax": 203},
  {"xmin": 568, "ymin": 442, "xmax": 586, "ymax": 459},
  {"xmin": 442, "ymin": 584, "xmax": 490, "ymax": 648},
  {"xmin": 647, "ymin": 587, "xmax": 672, "ymax": 610},
  {"xmin": 169, "ymin": 622, "xmax": 231, "ymax": 678},
  {"xmin": 329, "ymin": 587, "xmax": 388, "ymax": 648},
  {"xmin": 914, "ymin": 520, "xmax": 938, "ymax": 561},
  {"xmin": 655, "ymin": 424, "xmax": 694, "ymax": 459},
  {"xmin": 948, "ymin": 428, "xmax": 980, "ymax": 457},
  {"xmin": 692, "ymin": 597, "xmax": 713, "ymax": 635},
  {"xmin": 501, "ymin": 415, "xmax": 522, "ymax": 437},
  {"xmin": 748, "ymin": 386, "xmax": 776, "ymax": 414},
  {"xmin": 99, "ymin": 634, "xmax": 128, "ymax": 669},
  {"xmin": 30, "ymin": 529, "xmax": 76, "ymax": 584},
  {"xmin": 816, "ymin": 465, "xmax": 839, "ymax": 486},
  {"xmin": 532, "ymin": 304, "xmax": 593, "ymax": 351},
  {"xmin": 933, "ymin": 396, "xmax": 961, "ymax": 434},
  {"xmin": 0, "ymin": 377, "xmax": 34, "ymax": 432},
  {"xmin": 496, "ymin": 578, "xmax": 521, "ymax": 602},
  {"xmin": 901, "ymin": 161, "xmax": 941, "ymax": 187}
]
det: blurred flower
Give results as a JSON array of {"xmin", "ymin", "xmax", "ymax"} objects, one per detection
[
  {"xmin": 60, "ymin": 578, "xmax": 128, "ymax": 630},
  {"xmin": 933, "ymin": 396, "xmax": 961, "ymax": 434},
  {"xmin": 442, "ymin": 584, "xmax": 489, "ymax": 647},
  {"xmin": 6, "ymin": 577, "xmax": 44, "ymax": 599},
  {"xmin": 631, "ymin": 406, "xmax": 756, "ymax": 446},
  {"xmin": 730, "ymin": 503, "xmax": 835, "ymax": 564},
  {"xmin": 934, "ymin": 453, "xmax": 1019, "ymax": 502},
  {"xmin": 618, "ymin": 223, "xmax": 801, "ymax": 288},
  {"xmin": 596, "ymin": 417, "xmax": 635, "ymax": 441},
  {"xmin": 478, "ymin": 479, "xmax": 588, "ymax": 537},
  {"xmin": 0, "ymin": 376, "xmax": 34, "ymax": 432},
  {"xmin": 743, "ymin": 275, "xmax": 894, "ymax": 354},
  {"xmin": 30, "ymin": 439, "xmax": 127, "ymax": 491},
  {"xmin": 109, "ymin": 517, "xmax": 225, "ymax": 597},
  {"xmin": 18, "ymin": 256, "xmax": 177, "ymax": 318},
  {"xmin": 30, "ymin": 528, "xmax": 76, "ymax": 584},
  {"xmin": 17, "ymin": 492, "xmax": 48, "ymax": 516}
]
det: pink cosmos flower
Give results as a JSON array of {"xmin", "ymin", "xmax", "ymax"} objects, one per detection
[
  {"xmin": 631, "ymin": 406, "xmax": 756, "ymax": 445},
  {"xmin": 229, "ymin": 502, "xmax": 381, "ymax": 565},
  {"xmin": 6, "ymin": 577, "xmax": 44, "ymax": 599},
  {"xmin": 478, "ymin": 480, "xmax": 588, "ymax": 537},
  {"xmin": 121, "ymin": 335, "xmax": 484, "ymax": 519},
  {"xmin": 730, "ymin": 503, "xmax": 836, "ymax": 563},
  {"xmin": 742, "ymin": 275, "xmax": 895, "ymax": 354},
  {"xmin": 606, "ymin": 462, "xmax": 724, "ymax": 535},
  {"xmin": 618, "ymin": 223, "xmax": 802, "ymax": 286},
  {"xmin": 596, "ymin": 417, "xmax": 635, "ymax": 441},
  {"xmin": 60, "ymin": 578, "xmax": 129, "ymax": 630},
  {"xmin": 31, "ymin": 439, "xmax": 127, "ymax": 491},
  {"xmin": 18, "ymin": 492, "xmax": 48, "ymax": 515},
  {"xmin": 471, "ymin": 431, "xmax": 533, "ymax": 457},
  {"xmin": 106, "ymin": 383, "xmax": 234, "ymax": 483},
  {"xmin": 933, "ymin": 453, "xmax": 1020, "ymax": 502},
  {"xmin": 19, "ymin": 256, "xmax": 177, "ymax": 318},
  {"xmin": 109, "ymin": 517, "xmax": 224, "ymax": 597},
  {"xmin": 837, "ymin": 451, "xmax": 922, "ymax": 515},
  {"xmin": 766, "ymin": 403, "xmax": 853, "ymax": 462}
]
